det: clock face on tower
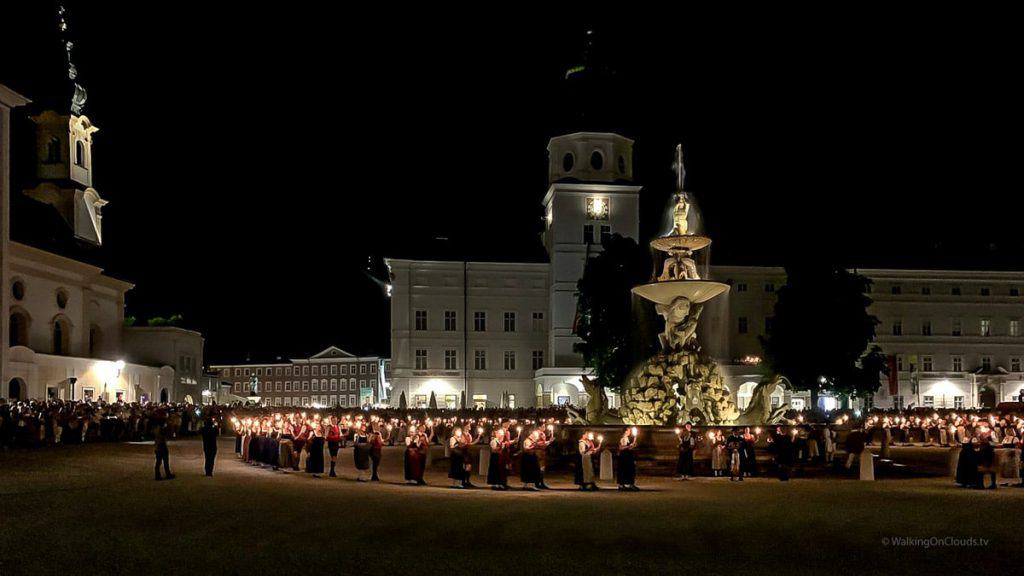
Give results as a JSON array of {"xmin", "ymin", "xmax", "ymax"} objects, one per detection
[{"xmin": 586, "ymin": 197, "xmax": 609, "ymax": 220}]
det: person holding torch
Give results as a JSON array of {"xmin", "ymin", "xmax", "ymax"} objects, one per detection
[{"xmin": 617, "ymin": 427, "xmax": 639, "ymax": 491}]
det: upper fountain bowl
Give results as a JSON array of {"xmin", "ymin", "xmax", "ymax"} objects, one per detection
[
  {"xmin": 632, "ymin": 279, "xmax": 730, "ymax": 305},
  {"xmin": 650, "ymin": 235, "xmax": 711, "ymax": 253}
]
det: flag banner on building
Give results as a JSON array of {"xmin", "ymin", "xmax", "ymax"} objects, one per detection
[{"xmin": 888, "ymin": 355, "xmax": 898, "ymax": 395}]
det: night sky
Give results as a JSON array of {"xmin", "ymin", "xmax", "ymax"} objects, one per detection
[{"xmin": 2, "ymin": 4, "xmax": 1019, "ymax": 364}]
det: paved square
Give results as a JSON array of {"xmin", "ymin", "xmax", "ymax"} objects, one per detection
[{"xmin": 1, "ymin": 438, "xmax": 1021, "ymax": 575}]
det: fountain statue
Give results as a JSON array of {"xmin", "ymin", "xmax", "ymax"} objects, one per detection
[{"xmin": 617, "ymin": 145, "xmax": 779, "ymax": 426}]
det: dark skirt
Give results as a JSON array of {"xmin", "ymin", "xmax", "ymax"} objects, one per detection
[
  {"xmin": 486, "ymin": 452, "xmax": 507, "ymax": 485},
  {"xmin": 954, "ymin": 445, "xmax": 976, "ymax": 486},
  {"xmin": 354, "ymin": 443, "xmax": 371, "ymax": 470},
  {"xmin": 267, "ymin": 438, "xmax": 280, "ymax": 467},
  {"xmin": 328, "ymin": 440, "xmax": 340, "ymax": 457},
  {"xmin": 235, "ymin": 434, "xmax": 242, "ymax": 454},
  {"xmin": 448, "ymin": 449, "xmax": 466, "ymax": 480},
  {"xmin": 676, "ymin": 449, "xmax": 694, "ymax": 476},
  {"xmin": 740, "ymin": 445, "xmax": 756, "ymax": 474},
  {"xmin": 404, "ymin": 447, "xmax": 415, "ymax": 480},
  {"xmin": 306, "ymin": 437, "xmax": 325, "ymax": 474},
  {"xmin": 618, "ymin": 449, "xmax": 636, "ymax": 485},
  {"xmin": 520, "ymin": 452, "xmax": 542, "ymax": 484}
]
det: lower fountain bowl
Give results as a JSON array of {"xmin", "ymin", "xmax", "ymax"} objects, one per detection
[{"xmin": 632, "ymin": 280, "xmax": 730, "ymax": 305}]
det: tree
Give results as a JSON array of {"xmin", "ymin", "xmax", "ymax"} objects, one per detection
[
  {"xmin": 760, "ymin": 265, "xmax": 885, "ymax": 411},
  {"xmin": 398, "ymin": 391, "xmax": 407, "ymax": 410},
  {"xmin": 574, "ymin": 234, "xmax": 658, "ymax": 395},
  {"xmin": 428, "ymin": 391, "xmax": 437, "ymax": 410}
]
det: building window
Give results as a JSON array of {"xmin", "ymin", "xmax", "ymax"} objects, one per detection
[
  {"xmin": 921, "ymin": 286, "xmax": 930, "ymax": 295},
  {"xmin": 444, "ymin": 349, "xmax": 457, "ymax": 370},
  {"xmin": 982, "ymin": 356, "xmax": 992, "ymax": 371},
  {"xmin": 1012, "ymin": 287, "xmax": 1020, "ymax": 297},
  {"xmin": 256, "ymin": 368, "xmax": 263, "ymax": 376},
  {"xmin": 414, "ymin": 349, "xmax": 428, "ymax": 370},
  {"xmin": 444, "ymin": 310, "xmax": 457, "ymax": 332},
  {"xmin": 923, "ymin": 395, "xmax": 934, "ymax": 408},
  {"xmin": 311, "ymin": 380, "xmax": 319, "ymax": 392},
  {"xmin": 341, "ymin": 365, "xmax": 348, "ymax": 375},
  {"xmin": 922, "ymin": 356, "xmax": 933, "ymax": 372},
  {"xmin": 736, "ymin": 283, "xmax": 747, "ymax": 292},
  {"xmin": 285, "ymin": 367, "xmax": 292, "ymax": 376},
  {"xmin": 472, "ymin": 394, "xmax": 488, "ymax": 409},
  {"xmin": 1011, "ymin": 320, "xmax": 1020, "ymax": 337},
  {"xmin": 532, "ymin": 311, "xmax": 545, "ymax": 332},
  {"xmin": 980, "ymin": 287, "xmax": 991, "ymax": 296},
  {"xmin": 370, "ymin": 364, "xmax": 377, "ymax": 374},
  {"xmin": 75, "ymin": 140, "xmax": 85, "ymax": 167},
  {"xmin": 503, "ymin": 351, "xmax": 516, "ymax": 371},
  {"xmin": 954, "ymin": 396, "xmax": 964, "ymax": 409},
  {"xmin": 330, "ymin": 379, "xmax": 337, "ymax": 391},
  {"xmin": 951, "ymin": 356, "xmax": 962, "ymax": 372},
  {"xmin": 360, "ymin": 364, "xmax": 367, "ymax": 374},
  {"xmin": 311, "ymin": 366, "xmax": 319, "ymax": 376},
  {"xmin": 275, "ymin": 382, "xmax": 282, "ymax": 392},
  {"xmin": 897, "ymin": 355, "xmax": 904, "ymax": 372},
  {"xmin": 1012, "ymin": 357, "xmax": 1021, "ymax": 372},
  {"xmin": 532, "ymin": 350, "xmax": 544, "ymax": 371},
  {"xmin": 952, "ymin": 319, "xmax": 962, "ymax": 337},
  {"xmin": 302, "ymin": 366, "xmax": 309, "ymax": 376},
  {"xmin": 503, "ymin": 312, "xmax": 516, "ymax": 332},
  {"xmin": 474, "ymin": 311, "xmax": 486, "ymax": 332},
  {"xmin": 583, "ymin": 224, "xmax": 595, "ymax": 244},
  {"xmin": 738, "ymin": 317, "xmax": 748, "ymax": 334},
  {"xmin": 474, "ymin": 350, "xmax": 487, "ymax": 370},
  {"xmin": 415, "ymin": 310, "xmax": 427, "ymax": 331},
  {"xmin": 981, "ymin": 319, "xmax": 991, "ymax": 337},
  {"xmin": 891, "ymin": 320, "xmax": 902, "ymax": 336},
  {"xmin": 764, "ymin": 283, "xmax": 775, "ymax": 293},
  {"xmin": 52, "ymin": 318, "xmax": 70, "ymax": 356},
  {"xmin": 951, "ymin": 286, "xmax": 961, "ymax": 296},
  {"xmin": 891, "ymin": 285, "xmax": 901, "ymax": 295},
  {"xmin": 600, "ymin": 225, "xmax": 611, "ymax": 244},
  {"xmin": 893, "ymin": 396, "xmax": 905, "ymax": 410},
  {"xmin": 285, "ymin": 382, "xmax": 292, "ymax": 391},
  {"xmin": 302, "ymin": 381, "xmax": 309, "ymax": 391},
  {"xmin": 921, "ymin": 320, "xmax": 931, "ymax": 336},
  {"xmin": 330, "ymin": 365, "xmax": 337, "ymax": 375}
]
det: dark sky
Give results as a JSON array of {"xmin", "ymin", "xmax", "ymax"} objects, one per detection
[{"xmin": 2, "ymin": 3, "xmax": 1020, "ymax": 364}]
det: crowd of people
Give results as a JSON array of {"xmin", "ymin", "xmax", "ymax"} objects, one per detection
[{"xmin": 0, "ymin": 398, "xmax": 215, "ymax": 449}]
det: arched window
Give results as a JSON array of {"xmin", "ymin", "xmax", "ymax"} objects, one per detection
[
  {"xmin": 75, "ymin": 140, "xmax": 86, "ymax": 167},
  {"xmin": 52, "ymin": 317, "xmax": 70, "ymax": 356},
  {"xmin": 160, "ymin": 388, "xmax": 169, "ymax": 403},
  {"xmin": 46, "ymin": 138, "xmax": 61, "ymax": 164},
  {"xmin": 9, "ymin": 311, "xmax": 29, "ymax": 347},
  {"xmin": 7, "ymin": 378, "xmax": 24, "ymax": 400}
]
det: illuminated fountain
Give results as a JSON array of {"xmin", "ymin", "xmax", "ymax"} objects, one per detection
[{"xmin": 620, "ymin": 145, "xmax": 741, "ymax": 425}]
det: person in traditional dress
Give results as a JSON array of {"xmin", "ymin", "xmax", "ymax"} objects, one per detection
[
  {"xmin": 822, "ymin": 424, "xmax": 836, "ymax": 464},
  {"xmin": 740, "ymin": 427, "xmax": 757, "ymax": 477},
  {"xmin": 617, "ymin": 427, "xmax": 639, "ymax": 491},
  {"xmin": 278, "ymin": 418, "xmax": 295, "ymax": 473},
  {"xmin": 291, "ymin": 415, "xmax": 307, "ymax": 471},
  {"xmin": 486, "ymin": 427, "xmax": 511, "ymax": 490},
  {"xmin": 305, "ymin": 420, "xmax": 325, "ymax": 478},
  {"xmin": 710, "ymin": 430, "xmax": 727, "ymax": 477},
  {"xmin": 520, "ymin": 429, "xmax": 544, "ymax": 490},
  {"xmin": 726, "ymin": 428, "xmax": 743, "ymax": 481},
  {"xmin": 233, "ymin": 418, "xmax": 243, "ymax": 457},
  {"xmin": 574, "ymin": 431, "xmax": 601, "ymax": 491},
  {"xmin": 369, "ymin": 422, "xmax": 385, "ymax": 481},
  {"xmin": 353, "ymin": 423, "xmax": 371, "ymax": 481},
  {"xmin": 675, "ymin": 423, "xmax": 696, "ymax": 480},
  {"xmin": 407, "ymin": 424, "xmax": 431, "ymax": 485},
  {"xmin": 326, "ymin": 416, "xmax": 342, "ymax": 478},
  {"xmin": 448, "ymin": 426, "xmax": 475, "ymax": 488}
]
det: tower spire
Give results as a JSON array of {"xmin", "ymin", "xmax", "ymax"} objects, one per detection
[{"xmin": 56, "ymin": 4, "xmax": 87, "ymax": 115}]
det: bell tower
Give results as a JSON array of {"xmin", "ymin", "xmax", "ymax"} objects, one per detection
[{"xmin": 541, "ymin": 132, "xmax": 642, "ymax": 368}]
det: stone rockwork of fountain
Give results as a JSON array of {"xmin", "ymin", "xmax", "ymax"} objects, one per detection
[{"xmin": 619, "ymin": 145, "xmax": 773, "ymax": 426}]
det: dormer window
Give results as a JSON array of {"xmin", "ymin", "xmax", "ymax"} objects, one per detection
[
  {"xmin": 590, "ymin": 150, "xmax": 604, "ymax": 170},
  {"xmin": 45, "ymin": 138, "xmax": 61, "ymax": 164}
]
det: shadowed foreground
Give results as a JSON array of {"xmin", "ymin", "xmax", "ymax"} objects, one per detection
[{"xmin": 1, "ymin": 438, "xmax": 1021, "ymax": 576}]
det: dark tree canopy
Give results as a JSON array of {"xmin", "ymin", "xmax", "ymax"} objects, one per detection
[
  {"xmin": 760, "ymin": 265, "xmax": 885, "ymax": 409},
  {"xmin": 574, "ymin": 234, "xmax": 658, "ymax": 393}
]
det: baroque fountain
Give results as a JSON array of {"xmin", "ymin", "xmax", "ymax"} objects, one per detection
[{"xmin": 582, "ymin": 145, "xmax": 785, "ymax": 426}]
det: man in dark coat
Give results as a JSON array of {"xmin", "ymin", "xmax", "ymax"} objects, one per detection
[
  {"xmin": 154, "ymin": 423, "xmax": 175, "ymax": 481},
  {"xmin": 201, "ymin": 419, "xmax": 219, "ymax": 477},
  {"xmin": 772, "ymin": 428, "xmax": 795, "ymax": 481}
]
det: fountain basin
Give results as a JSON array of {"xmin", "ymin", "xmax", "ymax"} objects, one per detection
[
  {"xmin": 632, "ymin": 280, "xmax": 730, "ymax": 305},
  {"xmin": 650, "ymin": 235, "xmax": 711, "ymax": 253}
]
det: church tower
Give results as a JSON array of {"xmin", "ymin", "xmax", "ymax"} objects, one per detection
[{"xmin": 20, "ymin": 4, "xmax": 107, "ymax": 246}]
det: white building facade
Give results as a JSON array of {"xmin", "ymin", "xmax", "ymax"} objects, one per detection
[
  {"xmin": 705, "ymin": 265, "xmax": 1024, "ymax": 411},
  {"xmin": 2, "ymin": 83, "xmax": 202, "ymax": 404}
]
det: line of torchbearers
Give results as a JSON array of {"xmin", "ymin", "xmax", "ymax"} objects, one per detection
[{"xmin": 231, "ymin": 412, "xmax": 654, "ymax": 491}]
